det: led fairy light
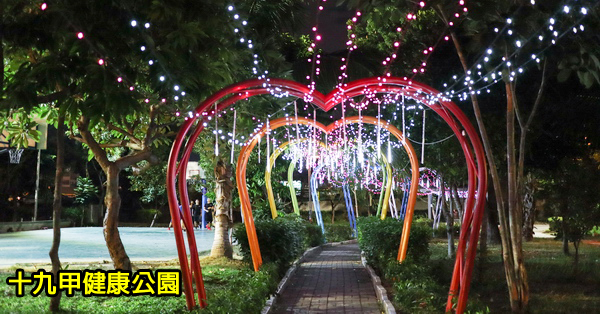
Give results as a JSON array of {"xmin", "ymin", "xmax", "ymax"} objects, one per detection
[
  {"xmin": 333, "ymin": 10, "xmax": 362, "ymax": 103},
  {"xmin": 303, "ymin": 0, "xmax": 328, "ymax": 102},
  {"xmin": 41, "ymin": 4, "xmax": 189, "ymax": 116},
  {"xmin": 225, "ymin": 5, "xmax": 282, "ymax": 97},
  {"xmin": 443, "ymin": 1, "xmax": 593, "ymax": 99}
]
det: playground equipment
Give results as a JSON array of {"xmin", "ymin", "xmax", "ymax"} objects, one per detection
[{"xmin": 166, "ymin": 77, "xmax": 487, "ymax": 313}]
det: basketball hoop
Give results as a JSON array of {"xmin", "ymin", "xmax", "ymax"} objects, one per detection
[{"xmin": 9, "ymin": 148, "xmax": 24, "ymax": 164}]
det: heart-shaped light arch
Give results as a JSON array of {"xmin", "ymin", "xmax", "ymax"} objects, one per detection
[
  {"xmin": 265, "ymin": 138, "xmax": 327, "ymax": 217},
  {"xmin": 262, "ymin": 116, "xmax": 414, "ymax": 221},
  {"xmin": 166, "ymin": 77, "xmax": 487, "ymax": 313},
  {"xmin": 265, "ymin": 134, "xmax": 393, "ymax": 219},
  {"xmin": 237, "ymin": 115, "xmax": 420, "ymax": 271}
]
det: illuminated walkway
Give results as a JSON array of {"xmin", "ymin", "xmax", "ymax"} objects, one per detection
[{"xmin": 272, "ymin": 242, "xmax": 381, "ymax": 313}]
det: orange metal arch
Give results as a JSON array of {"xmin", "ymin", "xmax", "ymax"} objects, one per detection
[{"xmin": 236, "ymin": 116, "xmax": 419, "ymax": 271}]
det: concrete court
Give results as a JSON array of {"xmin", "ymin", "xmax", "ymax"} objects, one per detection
[
  {"xmin": 0, "ymin": 227, "xmax": 215, "ymax": 267},
  {"xmin": 272, "ymin": 242, "xmax": 382, "ymax": 314}
]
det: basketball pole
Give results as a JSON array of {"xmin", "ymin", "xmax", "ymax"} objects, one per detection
[{"xmin": 34, "ymin": 149, "xmax": 41, "ymax": 222}]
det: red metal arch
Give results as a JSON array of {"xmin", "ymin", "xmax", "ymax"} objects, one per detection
[{"xmin": 166, "ymin": 77, "xmax": 487, "ymax": 313}]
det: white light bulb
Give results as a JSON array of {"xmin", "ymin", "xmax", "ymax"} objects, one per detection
[
  {"xmin": 148, "ymin": 60, "xmax": 153, "ymax": 65},
  {"xmin": 159, "ymin": 76, "xmax": 165, "ymax": 81},
  {"xmin": 563, "ymin": 6, "xmax": 570, "ymax": 14},
  {"xmin": 140, "ymin": 46, "xmax": 146, "ymax": 51},
  {"xmin": 581, "ymin": 8, "xmax": 588, "ymax": 15},
  {"xmin": 233, "ymin": 14, "xmax": 239, "ymax": 19},
  {"xmin": 144, "ymin": 23, "xmax": 150, "ymax": 28},
  {"xmin": 131, "ymin": 20, "xmax": 137, "ymax": 27},
  {"xmin": 174, "ymin": 85, "xmax": 180, "ymax": 91},
  {"xmin": 507, "ymin": 18, "xmax": 512, "ymax": 24},
  {"xmin": 487, "ymin": 48, "xmax": 493, "ymax": 54},
  {"xmin": 228, "ymin": 5, "xmax": 234, "ymax": 11},
  {"xmin": 516, "ymin": 40, "xmax": 521, "ymax": 47}
]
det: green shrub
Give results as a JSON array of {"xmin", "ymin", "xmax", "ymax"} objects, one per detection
[
  {"xmin": 384, "ymin": 260, "xmax": 444, "ymax": 312},
  {"xmin": 233, "ymin": 215, "xmax": 307, "ymax": 273},
  {"xmin": 203, "ymin": 262, "xmax": 279, "ymax": 313},
  {"xmin": 324, "ymin": 223, "xmax": 354, "ymax": 242},
  {"xmin": 357, "ymin": 216, "xmax": 431, "ymax": 271},
  {"xmin": 62, "ymin": 206, "xmax": 84, "ymax": 226},
  {"xmin": 136, "ymin": 208, "xmax": 162, "ymax": 223},
  {"xmin": 305, "ymin": 223, "xmax": 326, "ymax": 247}
]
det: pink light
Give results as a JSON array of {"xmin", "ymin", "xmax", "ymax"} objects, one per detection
[
  {"xmin": 459, "ymin": 0, "xmax": 465, "ymax": 4},
  {"xmin": 352, "ymin": 17, "xmax": 357, "ymax": 22},
  {"xmin": 413, "ymin": 69, "xmax": 418, "ymax": 73},
  {"xmin": 318, "ymin": 6, "xmax": 323, "ymax": 10},
  {"xmin": 419, "ymin": 1, "xmax": 425, "ymax": 7},
  {"xmin": 429, "ymin": 47, "xmax": 433, "ymax": 51},
  {"xmin": 316, "ymin": 35, "xmax": 322, "ymax": 40},
  {"xmin": 162, "ymin": 98, "xmax": 166, "ymax": 102},
  {"xmin": 129, "ymin": 86, "xmax": 134, "ymax": 91},
  {"xmin": 356, "ymin": 11, "xmax": 362, "ymax": 16},
  {"xmin": 407, "ymin": 13, "xmax": 413, "ymax": 19},
  {"xmin": 423, "ymin": 50, "xmax": 428, "ymax": 54},
  {"xmin": 463, "ymin": 7, "xmax": 468, "ymax": 12},
  {"xmin": 347, "ymin": 25, "xmax": 352, "ymax": 29},
  {"xmin": 97, "ymin": 59, "xmax": 104, "ymax": 65},
  {"xmin": 455, "ymin": 13, "xmax": 460, "ymax": 18},
  {"xmin": 117, "ymin": 77, "xmax": 123, "ymax": 82},
  {"xmin": 394, "ymin": 42, "xmax": 400, "ymax": 47},
  {"xmin": 449, "ymin": 21, "xmax": 454, "ymax": 26},
  {"xmin": 397, "ymin": 27, "xmax": 402, "ymax": 32},
  {"xmin": 312, "ymin": 27, "xmax": 317, "ymax": 31},
  {"xmin": 77, "ymin": 32, "xmax": 84, "ymax": 39},
  {"xmin": 445, "ymin": 36, "xmax": 450, "ymax": 41},
  {"xmin": 40, "ymin": 3, "xmax": 47, "ymax": 10},
  {"xmin": 144, "ymin": 99, "xmax": 150, "ymax": 103}
]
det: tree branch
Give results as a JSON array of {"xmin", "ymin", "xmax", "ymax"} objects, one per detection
[
  {"xmin": 144, "ymin": 105, "xmax": 159, "ymax": 148},
  {"xmin": 115, "ymin": 149, "xmax": 155, "ymax": 170},
  {"xmin": 106, "ymin": 122, "xmax": 142, "ymax": 145},
  {"xmin": 77, "ymin": 116, "xmax": 112, "ymax": 170},
  {"xmin": 518, "ymin": 60, "xmax": 547, "ymax": 183}
]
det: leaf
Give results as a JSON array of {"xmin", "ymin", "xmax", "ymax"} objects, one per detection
[{"xmin": 557, "ymin": 69, "xmax": 572, "ymax": 82}]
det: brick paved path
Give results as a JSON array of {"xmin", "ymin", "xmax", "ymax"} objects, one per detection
[{"xmin": 271, "ymin": 242, "xmax": 381, "ymax": 314}]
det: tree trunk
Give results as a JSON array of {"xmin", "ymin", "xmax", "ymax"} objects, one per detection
[
  {"xmin": 49, "ymin": 112, "xmax": 65, "ymax": 312},
  {"xmin": 506, "ymin": 81, "xmax": 529, "ymax": 313},
  {"xmin": 561, "ymin": 216, "xmax": 570, "ymax": 256},
  {"xmin": 211, "ymin": 159, "xmax": 233, "ymax": 258},
  {"xmin": 522, "ymin": 174, "xmax": 535, "ymax": 241},
  {"xmin": 440, "ymin": 180, "xmax": 454, "ymax": 258},
  {"xmin": 439, "ymin": 6, "xmax": 530, "ymax": 310},
  {"xmin": 103, "ymin": 165, "xmax": 131, "ymax": 270},
  {"xmin": 330, "ymin": 197, "xmax": 336, "ymax": 224}
]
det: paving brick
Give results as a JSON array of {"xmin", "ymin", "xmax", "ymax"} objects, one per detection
[{"xmin": 271, "ymin": 242, "xmax": 382, "ymax": 313}]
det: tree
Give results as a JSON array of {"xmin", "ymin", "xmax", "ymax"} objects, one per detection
[
  {"xmin": 538, "ymin": 156, "xmax": 600, "ymax": 264},
  {"xmin": 342, "ymin": 0, "xmax": 600, "ymax": 311},
  {"xmin": 2, "ymin": 0, "xmax": 279, "ymax": 272}
]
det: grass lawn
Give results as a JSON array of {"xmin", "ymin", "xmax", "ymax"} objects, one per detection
[
  {"xmin": 0, "ymin": 255, "xmax": 278, "ymax": 313},
  {"xmin": 430, "ymin": 236, "xmax": 600, "ymax": 313}
]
